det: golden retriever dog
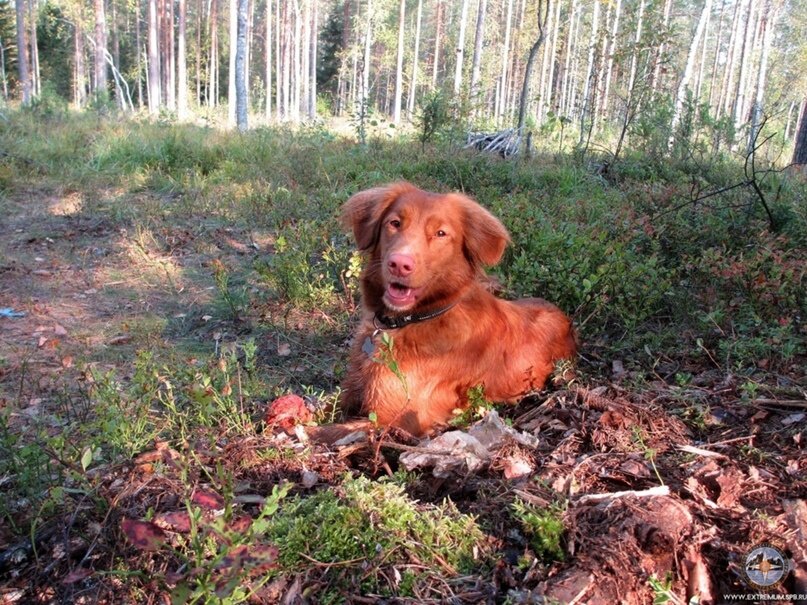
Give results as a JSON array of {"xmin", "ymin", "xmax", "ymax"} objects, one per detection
[{"xmin": 327, "ymin": 182, "xmax": 576, "ymax": 439}]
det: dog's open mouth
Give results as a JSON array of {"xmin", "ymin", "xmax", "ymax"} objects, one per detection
[{"xmin": 384, "ymin": 282, "xmax": 419, "ymax": 310}]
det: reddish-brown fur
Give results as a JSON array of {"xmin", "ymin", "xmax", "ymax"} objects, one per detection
[{"xmin": 333, "ymin": 182, "xmax": 576, "ymax": 438}]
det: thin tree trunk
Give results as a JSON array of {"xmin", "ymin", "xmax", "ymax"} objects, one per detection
[
  {"xmin": 228, "ymin": 0, "xmax": 237, "ymax": 125},
  {"xmin": 407, "ymin": 0, "xmax": 422, "ymax": 116},
  {"xmin": 432, "ymin": 0, "xmax": 442, "ymax": 88},
  {"xmin": 707, "ymin": 0, "xmax": 727, "ymax": 112},
  {"xmin": 732, "ymin": 0, "xmax": 756, "ymax": 132},
  {"xmin": 670, "ymin": 0, "xmax": 714, "ymax": 146},
  {"xmin": 650, "ymin": 0, "xmax": 672, "ymax": 95},
  {"xmin": 195, "ymin": 0, "xmax": 201, "ymax": 105},
  {"xmin": 264, "ymin": 0, "xmax": 272, "ymax": 122},
  {"xmin": 599, "ymin": 0, "xmax": 621, "ymax": 118},
  {"xmin": 792, "ymin": 98, "xmax": 807, "ymax": 164},
  {"xmin": 517, "ymin": 0, "xmax": 549, "ymax": 132},
  {"xmin": 469, "ymin": 0, "xmax": 486, "ymax": 106},
  {"xmin": 0, "ymin": 37, "xmax": 7, "ymax": 100},
  {"xmin": 626, "ymin": 0, "xmax": 645, "ymax": 103},
  {"xmin": 74, "ymin": 22, "xmax": 86, "ymax": 107},
  {"xmin": 361, "ymin": 0, "xmax": 372, "ymax": 110},
  {"xmin": 453, "ymin": 0, "xmax": 469, "ymax": 95},
  {"xmin": 28, "ymin": 0, "xmax": 39, "ymax": 96},
  {"xmin": 148, "ymin": 0, "xmax": 161, "ymax": 112},
  {"xmin": 746, "ymin": 0, "xmax": 775, "ymax": 153},
  {"xmin": 235, "ymin": 0, "xmax": 247, "ymax": 130},
  {"xmin": 578, "ymin": 0, "xmax": 599, "ymax": 143},
  {"xmin": 178, "ymin": 0, "xmax": 188, "ymax": 117},
  {"xmin": 496, "ymin": 0, "xmax": 514, "ymax": 122},
  {"xmin": 246, "ymin": 0, "xmax": 253, "ymax": 108},
  {"xmin": 694, "ymin": 2, "xmax": 711, "ymax": 101},
  {"xmin": 209, "ymin": 0, "xmax": 219, "ymax": 107},
  {"xmin": 136, "ymin": 0, "xmax": 144, "ymax": 106},
  {"xmin": 291, "ymin": 0, "xmax": 300, "ymax": 121},
  {"xmin": 783, "ymin": 99, "xmax": 796, "ymax": 140},
  {"xmin": 392, "ymin": 0, "xmax": 405, "ymax": 123},
  {"xmin": 717, "ymin": 0, "xmax": 743, "ymax": 118},
  {"xmin": 275, "ymin": 0, "xmax": 280, "ymax": 118},
  {"xmin": 308, "ymin": 0, "xmax": 317, "ymax": 119},
  {"xmin": 302, "ymin": 0, "xmax": 309, "ymax": 117},
  {"xmin": 543, "ymin": 0, "xmax": 561, "ymax": 115},
  {"xmin": 558, "ymin": 0, "xmax": 577, "ymax": 116},
  {"xmin": 94, "ymin": 0, "xmax": 108, "ymax": 96}
]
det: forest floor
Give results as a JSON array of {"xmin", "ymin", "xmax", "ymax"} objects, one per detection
[{"xmin": 0, "ymin": 115, "xmax": 805, "ymax": 604}]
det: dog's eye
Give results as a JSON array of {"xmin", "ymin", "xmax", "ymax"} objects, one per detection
[
  {"xmin": 389, "ymin": 219, "xmax": 401, "ymax": 228},
  {"xmin": 436, "ymin": 230, "xmax": 447, "ymax": 237}
]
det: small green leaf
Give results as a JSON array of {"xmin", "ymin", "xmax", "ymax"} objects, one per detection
[
  {"xmin": 81, "ymin": 446, "xmax": 94, "ymax": 472},
  {"xmin": 368, "ymin": 412, "xmax": 378, "ymax": 424}
]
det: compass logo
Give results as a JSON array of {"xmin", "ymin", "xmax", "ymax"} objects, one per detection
[{"xmin": 742, "ymin": 543, "xmax": 790, "ymax": 589}]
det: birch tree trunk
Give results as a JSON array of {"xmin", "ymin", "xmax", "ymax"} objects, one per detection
[
  {"xmin": 308, "ymin": 0, "xmax": 317, "ymax": 119},
  {"xmin": 432, "ymin": 0, "xmax": 442, "ymax": 88},
  {"xmin": 392, "ymin": 0, "xmax": 405, "ymax": 123},
  {"xmin": 599, "ymin": 0, "xmax": 621, "ymax": 118},
  {"xmin": 29, "ymin": 0, "xmax": 40, "ymax": 96},
  {"xmin": 732, "ymin": 0, "xmax": 756, "ymax": 133},
  {"xmin": 148, "ymin": 0, "xmax": 161, "ymax": 112},
  {"xmin": 746, "ymin": 0, "xmax": 775, "ymax": 153},
  {"xmin": 228, "ymin": 0, "xmax": 237, "ymax": 125},
  {"xmin": 707, "ymin": 0, "xmax": 727, "ymax": 111},
  {"xmin": 453, "ymin": 0, "xmax": 470, "ymax": 95},
  {"xmin": 542, "ymin": 0, "xmax": 562, "ymax": 116},
  {"xmin": 670, "ymin": 0, "xmax": 714, "ymax": 146},
  {"xmin": 578, "ymin": 0, "xmax": 600, "ymax": 142},
  {"xmin": 95, "ymin": 0, "xmax": 108, "ymax": 96},
  {"xmin": 469, "ymin": 0, "xmax": 487, "ymax": 105},
  {"xmin": 717, "ymin": 0, "xmax": 743, "ymax": 118},
  {"xmin": 496, "ymin": 0, "xmax": 514, "ymax": 122},
  {"xmin": 264, "ymin": 0, "xmax": 272, "ymax": 122},
  {"xmin": 178, "ymin": 0, "xmax": 189, "ymax": 118},
  {"xmin": 235, "ymin": 0, "xmax": 248, "ymax": 131},
  {"xmin": 16, "ymin": 0, "xmax": 31, "ymax": 104},
  {"xmin": 74, "ymin": 22, "xmax": 86, "ymax": 107},
  {"xmin": 407, "ymin": 0, "xmax": 422, "ymax": 116},
  {"xmin": 361, "ymin": 0, "xmax": 372, "ymax": 111}
]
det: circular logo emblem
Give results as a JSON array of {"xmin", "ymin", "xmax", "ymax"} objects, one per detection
[{"xmin": 742, "ymin": 543, "xmax": 790, "ymax": 589}]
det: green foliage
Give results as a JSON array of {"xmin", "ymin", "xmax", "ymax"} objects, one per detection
[
  {"xmin": 511, "ymin": 498, "xmax": 566, "ymax": 562},
  {"xmin": 416, "ymin": 90, "xmax": 450, "ymax": 147},
  {"xmin": 265, "ymin": 475, "xmax": 485, "ymax": 594}
]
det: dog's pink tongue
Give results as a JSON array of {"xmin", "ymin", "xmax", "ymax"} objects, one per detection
[{"xmin": 387, "ymin": 283, "xmax": 415, "ymax": 305}]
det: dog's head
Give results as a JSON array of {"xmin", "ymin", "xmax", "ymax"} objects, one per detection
[{"xmin": 342, "ymin": 182, "xmax": 510, "ymax": 314}]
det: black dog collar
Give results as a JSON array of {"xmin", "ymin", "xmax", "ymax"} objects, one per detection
[{"xmin": 373, "ymin": 302, "xmax": 457, "ymax": 330}]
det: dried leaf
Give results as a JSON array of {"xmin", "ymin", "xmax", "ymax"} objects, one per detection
[
  {"xmin": 121, "ymin": 518, "xmax": 167, "ymax": 551},
  {"xmin": 155, "ymin": 511, "xmax": 193, "ymax": 533},
  {"xmin": 53, "ymin": 324, "xmax": 68, "ymax": 336},
  {"xmin": 62, "ymin": 567, "xmax": 93, "ymax": 584},
  {"xmin": 277, "ymin": 342, "xmax": 291, "ymax": 357},
  {"xmin": 192, "ymin": 489, "xmax": 225, "ymax": 510}
]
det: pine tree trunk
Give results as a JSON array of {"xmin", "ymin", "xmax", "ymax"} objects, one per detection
[
  {"xmin": 707, "ymin": 0, "xmax": 727, "ymax": 111},
  {"xmin": 407, "ymin": 0, "xmax": 422, "ymax": 116},
  {"xmin": 265, "ymin": 0, "xmax": 271, "ymax": 119},
  {"xmin": 392, "ymin": 0, "xmax": 405, "ymax": 123},
  {"xmin": 361, "ymin": 0, "xmax": 372, "ymax": 110},
  {"xmin": 136, "ymin": 0, "xmax": 144, "ymax": 106},
  {"xmin": 694, "ymin": 2, "xmax": 711, "ymax": 101},
  {"xmin": 209, "ymin": 0, "xmax": 219, "ymax": 107},
  {"xmin": 275, "ymin": 0, "xmax": 281, "ymax": 118},
  {"xmin": 670, "ymin": 0, "xmax": 714, "ymax": 146},
  {"xmin": 626, "ymin": 0, "xmax": 645, "ymax": 103},
  {"xmin": 235, "ymin": 0, "xmax": 248, "ymax": 130},
  {"xmin": 178, "ymin": 0, "xmax": 189, "ymax": 117},
  {"xmin": 650, "ymin": 0, "xmax": 673, "ymax": 95},
  {"xmin": 148, "ymin": 0, "xmax": 161, "ymax": 112},
  {"xmin": 469, "ymin": 0, "xmax": 487, "ymax": 106},
  {"xmin": 95, "ymin": 0, "xmax": 108, "ymax": 97},
  {"xmin": 543, "ymin": 0, "xmax": 562, "ymax": 115},
  {"xmin": 291, "ymin": 0, "xmax": 301, "ymax": 121},
  {"xmin": 168, "ymin": 0, "xmax": 175, "ymax": 109},
  {"xmin": 453, "ymin": 0, "xmax": 469, "ymax": 95}
]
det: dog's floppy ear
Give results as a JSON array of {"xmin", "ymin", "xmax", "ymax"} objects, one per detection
[
  {"xmin": 341, "ymin": 182, "xmax": 414, "ymax": 250},
  {"xmin": 453, "ymin": 194, "xmax": 511, "ymax": 267}
]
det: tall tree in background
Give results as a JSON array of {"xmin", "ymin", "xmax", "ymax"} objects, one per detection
[
  {"xmin": 392, "ymin": 0, "xmax": 404, "ymax": 123},
  {"xmin": 670, "ymin": 0, "xmax": 714, "ymax": 146},
  {"xmin": 15, "ymin": 0, "xmax": 31, "ymax": 103},
  {"xmin": 407, "ymin": 0, "xmax": 422, "ymax": 116},
  {"xmin": 496, "ymin": 0, "xmax": 514, "ymax": 122},
  {"xmin": 235, "ymin": 0, "xmax": 248, "ymax": 130},
  {"xmin": 517, "ymin": 0, "xmax": 550, "ymax": 131},
  {"xmin": 747, "ymin": 0, "xmax": 777, "ymax": 151},
  {"xmin": 453, "ymin": 0, "xmax": 469, "ymax": 95},
  {"xmin": 470, "ymin": 0, "xmax": 487, "ymax": 104},
  {"xmin": 147, "ymin": 0, "xmax": 161, "ymax": 113},
  {"xmin": 793, "ymin": 98, "xmax": 807, "ymax": 164},
  {"xmin": 228, "ymin": 0, "xmax": 238, "ymax": 125},
  {"xmin": 94, "ymin": 0, "xmax": 108, "ymax": 96},
  {"xmin": 265, "ymin": 0, "xmax": 272, "ymax": 119},
  {"xmin": 178, "ymin": 0, "xmax": 189, "ymax": 117},
  {"xmin": 308, "ymin": 0, "xmax": 317, "ymax": 119}
]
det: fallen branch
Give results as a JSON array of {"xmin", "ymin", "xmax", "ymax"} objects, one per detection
[{"xmin": 574, "ymin": 485, "xmax": 670, "ymax": 505}]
